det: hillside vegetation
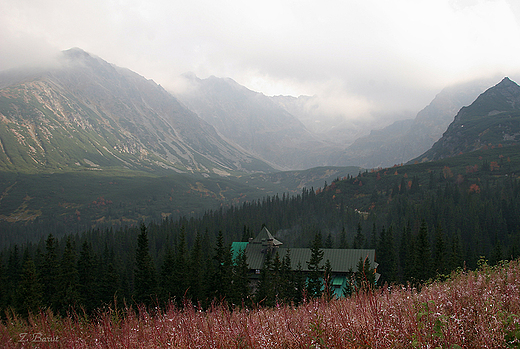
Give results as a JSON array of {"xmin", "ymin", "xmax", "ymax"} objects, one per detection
[{"xmin": 2, "ymin": 258, "xmax": 519, "ymax": 348}]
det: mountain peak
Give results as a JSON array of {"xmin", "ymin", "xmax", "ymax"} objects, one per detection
[
  {"xmin": 412, "ymin": 77, "xmax": 520, "ymax": 162},
  {"xmin": 62, "ymin": 47, "xmax": 91, "ymax": 59},
  {"xmin": 497, "ymin": 76, "xmax": 515, "ymax": 85}
]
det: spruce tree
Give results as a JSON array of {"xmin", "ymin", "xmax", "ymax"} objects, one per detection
[
  {"xmin": 414, "ymin": 220, "xmax": 433, "ymax": 282},
  {"xmin": 339, "ymin": 227, "xmax": 349, "ymax": 249},
  {"xmin": 160, "ymin": 246, "xmax": 176, "ymax": 304},
  {"xmin": 57, "ymin": 236, "xmax": 80, "ymax": 313},
  {"xmin": 212, "ymin": 231, "xmax": 232, "ymax": 301},
  {"xmin": 188, "ymin": 232, "xmax": 205, "ymax": 303},
  {"xmin": 306, "ymin": 231, "xmax": 324, "ymax": 298},
  {"xmin": 134, "ymin": 223, "xmax": 157, "ymax": 306},
  {"xmin": 293, "ymin": 262, "xmax": 305, "ymax": 304},
  {"xmin": 16, "ymin": 256, "xmax": 42, "ymax": 316},
  {"xmin": 255, "ymin": 252, "xmax": 274, "ymax": 306},
  {"xmin": 77, "ymin": 241, "xmax": 98, "ymax": 313},
  {"xmin": 0, "ymin": 254, "xmax": 6, "ymax": 311},
  {"xmin": 7, "ymin": 245, "xmax": 21, "ymax": 308},
  {"xmin": 280, "ymin": 249, "xmax": 294, "ymax": 302},
  {"xmin": 353, "ymin": 223, "xmax": 364, "ymax": 249},
  {"xmin": 377, "ymin": 226, "xmax": 397, "ymax": 284},
  {"xmin": 173, "ymin": 227, "xmax": 189, "ymax": 303},
  {"xmin": 323, "ymin": 259, "xmax": 333, "ymax": 301},
  {"xmin": 433, "ymin": 224, "xmax": 447, "ymax": 275},
  {"xmin": 355, "ymin": 257, "xmax": 375, "ymax": 291},
  {"xmin": 232, "ymin": 249, "xmax": 250, "ymax": 306},
  {"xmin": 40, "ymin": 235, "xmax": 59, "ymax": 311},
  {"xmin": 325, "ymin": 233, "xmax": 333, "ymax": 249}
]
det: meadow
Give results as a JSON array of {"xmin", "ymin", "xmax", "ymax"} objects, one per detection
[{"xmin": 2, "ymin": 259, "xmax": 519, "ymax": 348}]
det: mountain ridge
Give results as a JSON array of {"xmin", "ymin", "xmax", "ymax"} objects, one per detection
[
  {"xmin": 413, "ymin": 77, "xmax": 520, "ymax": 162},
  {"xmin": 0, "ymin": 48, "xmax": 272, "ymax": 175},
  {"xmin": 174, "ymin": 74, "xmax": 343, "ymax": 170}
]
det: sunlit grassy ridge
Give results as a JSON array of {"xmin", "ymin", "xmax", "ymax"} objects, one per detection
[{"xmin": 2, "ymin": 259, "xmax": 520, "ymax": 348}]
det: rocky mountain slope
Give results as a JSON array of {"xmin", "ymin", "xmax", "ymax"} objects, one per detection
[
  {"xmin": 414, "ymin": 77, "xmax": 520, "ymax": 162},
  {"xmin": 175, "ymin": 75, "xmax": 342, "ymax": 170},
  {"xmin": 0, "ymin": 48, "xmax": 271, "ymax": 175}
]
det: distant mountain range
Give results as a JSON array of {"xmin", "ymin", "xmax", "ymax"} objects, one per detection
[
  {"xmin": 174, "ymin": 74, "xmax": 501, "ymax": 170},
  {"xmin": 174, "ymin": 74, "xmax": 342, "ymax": 170},
  {"xmin": 0, "ymin": 47, "xmax": 516, "ymax": 176}
]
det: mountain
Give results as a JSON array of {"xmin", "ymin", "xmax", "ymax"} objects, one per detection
[
  {"xmin": 0, "ymin": 48, "xmax": 271, "ymax": 175},
  {"xmin": 174, "ymin": 75, "xmax": 342, "ymax": 170},
  {"xmin": 415, "ymin": 77, "xmax": 520, "ymax": 162},
  {"xmin": 333, "ymin": 78, "xmax": 495, "ymax": 168}
]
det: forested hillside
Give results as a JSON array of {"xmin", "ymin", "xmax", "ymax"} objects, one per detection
[{"xmin": 1, "ymin": 144, "xmax": 519, "ymax": 315}]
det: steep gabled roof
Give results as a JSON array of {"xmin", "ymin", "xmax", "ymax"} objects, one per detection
[{"xmin": 250, "ymin": 226, "xmax": 283, "ymax": 246}]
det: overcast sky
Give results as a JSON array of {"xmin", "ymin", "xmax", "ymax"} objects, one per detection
[{"xmin": 2, "ymin": 0, "xmax": 520, "ymax": 122}]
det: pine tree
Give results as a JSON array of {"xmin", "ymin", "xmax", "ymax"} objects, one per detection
[
  {"xmin": 353, "ymin": 223, "xmax": 364, "ymax": 249},
  {"xmin": 377, "ymin": 226, "xmax": 397, "ymax": 283},
  {"xmin": 134, "ymin": 223, "xmax": 157, "ymax": 306},
  {"xmin": 57, "ymin": 236, "xmax": 80, "ymax": 313},
  {"xmin": 325, "ymin": 233, "xmax": 333, "ymax": 248},
  {"xmin": 339, "ymin": 227, "xmax": 349, "ymax": 249},
  {"xmin": 433, "ymin": 224, "xmax": 447, "ymax": 275},
  {"xmin": 160, "ymin": 246, "xmax": 176, "ymax": 304},
  {"xmin": 40, "ymin": 235, "xmax": 59, "ymax": 311},
  {"xmin": 212, "ymin": 231, "xmax": 232, "ymax": 302},
  {"xmin": 7, "ymin": 245, "xmax": 21, "ymax": 307},
  {"xmin": 414, "ymin": 220, "xmax": 433, "ymax": 282},
  {"xmin": 16, "ymin": 255, "xmax": 42, "ymax": 316},
  {"xmin": 323, "ymin": 259, "xmax": 333, "ymax": 301},
  {"xmin": 173, "ymin": 227, "xmax": 189, "ymax": 303},
  {"xmin": 255, "ymin": 252, "xmax": 274, "ymax": 306},
  {"xmin": 280, "ymin": 249, "xmax": 294, "ymax": 303},
  {"xmin": 232, "ymin": 249, "xmax": 250, "ymax": 306},
  {"xmin": 77, "ymin": 241, "xmax": 98, "ymax": 313},
  {"xmin": 188, "ymin": 232, "xmax": 204, "ymax": 303},
  {"xmin": 293, "ymin": 262, "xmax": 305, "ymax": 304},
  {"xmin": 306, "ymin": 231, "xmax": 324, "ymax": 298}
]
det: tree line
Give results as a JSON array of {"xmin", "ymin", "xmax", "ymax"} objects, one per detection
[
  {"xmin": 2, "ymin": 223, "xmax": 375, "ymax": 317},
  {"xmin": 2, "ymin": 157, "xmax": 520, "ymax": 315}
]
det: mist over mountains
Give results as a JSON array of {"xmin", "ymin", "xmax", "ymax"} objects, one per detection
[
  {"xmin": 0, "ymin": 48, "xmax": 270, "ymax": 175},
  {"xmin": 175, "ymin": 71, "xmax": 501, "ymax": 169},
  {"xmin": 0, "ymin": 47, "xmax": 516, "ymax": 175}
]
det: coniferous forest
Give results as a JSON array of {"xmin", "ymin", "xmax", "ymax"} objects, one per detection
[{"xmin": 1, "ymin": 146, "xmax": 520, "ymax": 317}]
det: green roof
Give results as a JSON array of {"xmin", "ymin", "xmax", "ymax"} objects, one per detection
[
  {"xmin": 244, "ymin": 245, "xmax": 377, "ymax": 273},
  {"xmin": 231, "ymin": 242, "xmax": 249, "ymax": 262}
]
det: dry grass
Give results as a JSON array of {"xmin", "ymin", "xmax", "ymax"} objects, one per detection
[{"xmin": 2, "ymin": 260, "xmax": 520, "ymax": 348}]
